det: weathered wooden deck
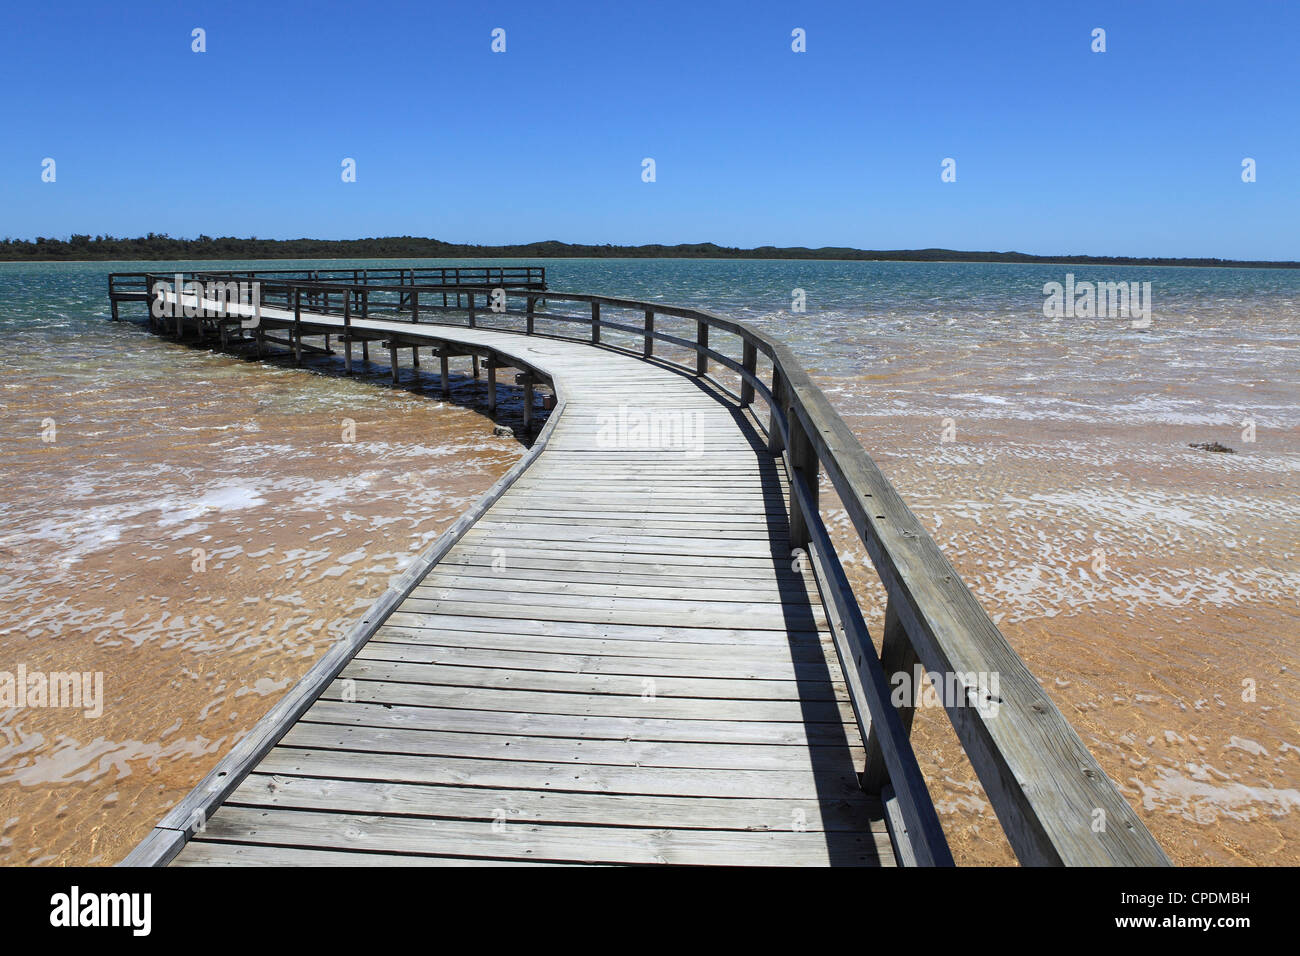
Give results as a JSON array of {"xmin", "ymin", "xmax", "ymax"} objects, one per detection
[
  {"xmin": 115, "ymin": 272, "xmax": 1171, "ymax": 867},
  {"xmin": 131, "ymin": 296, "xmax": 891, "ymax": 866}
]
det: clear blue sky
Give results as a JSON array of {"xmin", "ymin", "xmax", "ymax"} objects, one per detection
[{"xmin": 1, "ymin": 0, "xmax": 1296, "ymax": 258}]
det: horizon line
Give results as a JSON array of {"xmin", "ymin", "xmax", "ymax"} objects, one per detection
[{"xmin": 2, "ymin": 235, "xmax": 1297, "ymax": 268}]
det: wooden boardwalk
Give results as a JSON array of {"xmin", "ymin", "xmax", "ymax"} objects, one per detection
[
  {"xmin": 133, "ymin": 298, "xmax": 892, "ymax": 866},
  {"xmin": 116, "ymin": 273, "xmax": 1171, "ymax": 867}
]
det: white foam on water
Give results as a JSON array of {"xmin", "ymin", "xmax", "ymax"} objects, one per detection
[{"xmin": 155, "ymin": 486, "xmax": 267, "ymax": 527}]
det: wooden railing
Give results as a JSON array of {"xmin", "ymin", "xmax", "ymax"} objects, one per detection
[{"xmin": 112, "ymin": 270, "xmax": 1173, "ymax": 867}]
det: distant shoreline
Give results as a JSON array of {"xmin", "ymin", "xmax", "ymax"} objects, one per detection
[{"xmin": 2, "ymin": 236, "xmax": 1297, "ymax": 268}]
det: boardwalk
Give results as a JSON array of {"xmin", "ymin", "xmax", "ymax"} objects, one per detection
[
  {"xmin": 116, "ymin": 273, "xmax": 1170, "ymax": 867},
  {"xmin": 132, "ymin": 295, "xmax": 890, "ymax": 866}
]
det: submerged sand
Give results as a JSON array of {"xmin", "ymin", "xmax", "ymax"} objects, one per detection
[
  {"xmin": 0, "ymin": 351, "xmax": 524, "ymax": 865},
  {"xmin": 3, "ymin": 316, "xmax": 1296, "ymax": 867},
  {"xmin": 815, "ymin": 339, "xmax": 1299, "ymax": 866}
]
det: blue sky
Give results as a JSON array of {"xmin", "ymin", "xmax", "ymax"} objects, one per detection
[{"xmin": 1, "ymin": 0, "xmax": 1296, "ymax": 258}]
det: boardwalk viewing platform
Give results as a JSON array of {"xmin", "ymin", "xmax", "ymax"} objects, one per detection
[{"xmin": 110, "ymin": 269, "xmax": 1170, "ymax": 867}]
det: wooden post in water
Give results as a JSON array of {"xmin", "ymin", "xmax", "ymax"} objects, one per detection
[
  {"xmin": 439, "ymin": 348, "xmax": 450, "ymax": 397},
  {"xmin": 486, "ymin": 355, "xmax": 497, "ymax": 414},
  {"xmin": 522, "ymin": 376, "xmax": 535, "ymax": 430},
  {"xmin": 389, "ymin": 340, "xmax": 399, "ymax": 384},
  {"xmin": 644, "ymin": 310, "xmax": 654, "ymax": 357},
  {"xmin": 861, "ymin": 598, "xmax": 921, "ymax": 792}
]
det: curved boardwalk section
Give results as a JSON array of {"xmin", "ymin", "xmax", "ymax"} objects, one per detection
[
  {"xmin": 136, "ymin": 315, "xmax": 891, "ymax": 866},
  {"xmin": 114, "ymin": 272, "xmax": 1170, "ymax": 867}
]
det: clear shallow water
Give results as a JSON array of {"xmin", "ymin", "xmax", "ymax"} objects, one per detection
[{"xmin": 0, "ymin": 257, "xmax": 1297, "ymax": 865}]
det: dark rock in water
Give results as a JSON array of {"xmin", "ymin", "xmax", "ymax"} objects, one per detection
[
  {"xmin": 1188, "ymin": 441, "xmax": 1235, "ymax": 454},
  {"xmin": 493, "ymin": 424, "xmax": 515, "ymax": 439}
]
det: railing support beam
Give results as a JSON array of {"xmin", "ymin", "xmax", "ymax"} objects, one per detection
[
  {"xmin": 343, "ymin": 290, "xmax": 353, "ymax": 375},
  {"xmin": 862, "ymin": 598, "xmax": 921, "ymax": 792},
  {"xmin": 293, "ymin": 288, "xmax": 302, "ymax": 366},
  {"xmin": 786, "ymin": 409, "xmax": 818, "ymax": 550},
  {"xmin": 768, "ymin": 370, "xmax": 786, "ymax": 454},
  {"xmin": 740, "ymin": 340, "xmax": 756, "ymax": 407}
]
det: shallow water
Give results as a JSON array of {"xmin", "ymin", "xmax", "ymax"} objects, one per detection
[{"xmin": 1, "ymin": 258, "xmax": 1296, "ymax": 865}]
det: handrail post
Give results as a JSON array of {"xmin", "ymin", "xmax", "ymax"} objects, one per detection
[
  {"xmin": 411, "ymin": 289, "xmax": 419, "ymax": 323},
  {"xmin": 360, "ymin": 289, "xmax": 369, "ymax": 364},
  {"xmin": 643, "ymin": 310, "xmax": 654, "ymax": 356},
  {"xmin": 343, "ymin": 287, "xmax": 353, "ymax": 375},
  {"xmin": 526, "ymin": 295, "xmax": 535, "ymax": 335},
  {"xmin": 786, "ymin": 407, "xmax": 818, "ymax": 549},
  {"xmin": 591, "ymin": 301, "xmax": 601, "ymax": 343},
  {"xmin": 175, "ymin": 274, "xmax": 184, "ymax": 337},
  {"xmin": 695, "ymin": 320, "xmax": 708, "ymax": 375},
  {"xmin": 768, "ymin": 370, "xmax": 786, "ymax": 454},
  {"xmin": 293, "ymin": 287, "xmax": 302, "ymax": 366},
  {"xmin": 467, "ymin": 291, "xmax": 476, "ymax": 327},
  {"xmin": 861, "ymin": 597, "xmax": 921, "ymax": 792},
  {"xmin": 196, "ymin": 277, "xmax": 206, "ymax": 343},
  {"xmin": 740, "ymin": 340, "xmax": 756, "ymax": 407}
]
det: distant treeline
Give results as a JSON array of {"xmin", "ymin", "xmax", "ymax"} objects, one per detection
[{"xmin": 1, "ymin": 234, "xmax": 1296, "ymax": 268}]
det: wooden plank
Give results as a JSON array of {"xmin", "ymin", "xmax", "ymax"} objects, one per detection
[
  {"xmin": 381, "ymin": 610, "xmax": 828, "ymax": 646},
  {"xmin": 369, "ymin": 624, "xmax": 835, "ymax": 664},
  {"xmin": 386, "ymin": 596, "xmax": 825, "ymax": 632},
  {"xmin": 299, "ymin": 699, "xmax": 857, "ymax": 745},
  {"xmin": 228, "ymin": 773, "xmax": 881, "ymax": 832},
  {"xmin": 317, "ymin": 680, "xmax": 855, "ymax": 723},
  {"xmin": 337, "ymin": 659, "xmax": 845, "ymax": 702},
  {"xmin": 173, "ymin": 842, "xmax": 560, "ymax": 867},
  {"xmin": 251, "ymin": 748, "xmax": 865, "ymax": 801},
  {"xmin": 355, "ymin": 637, "xmax": 841, "ymax": 681},
  {"xmin": 190, "ymin": 806, "xmax": 888, "ymax": 866},
  {"xmin": 278, "ymin": 722, "xmax": 864, "ymax": 772}
]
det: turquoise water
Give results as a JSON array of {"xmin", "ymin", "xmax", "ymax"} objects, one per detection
[{"xmin": 2, "ymin": 256, "xmax": 1297, "ymax": 426}]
